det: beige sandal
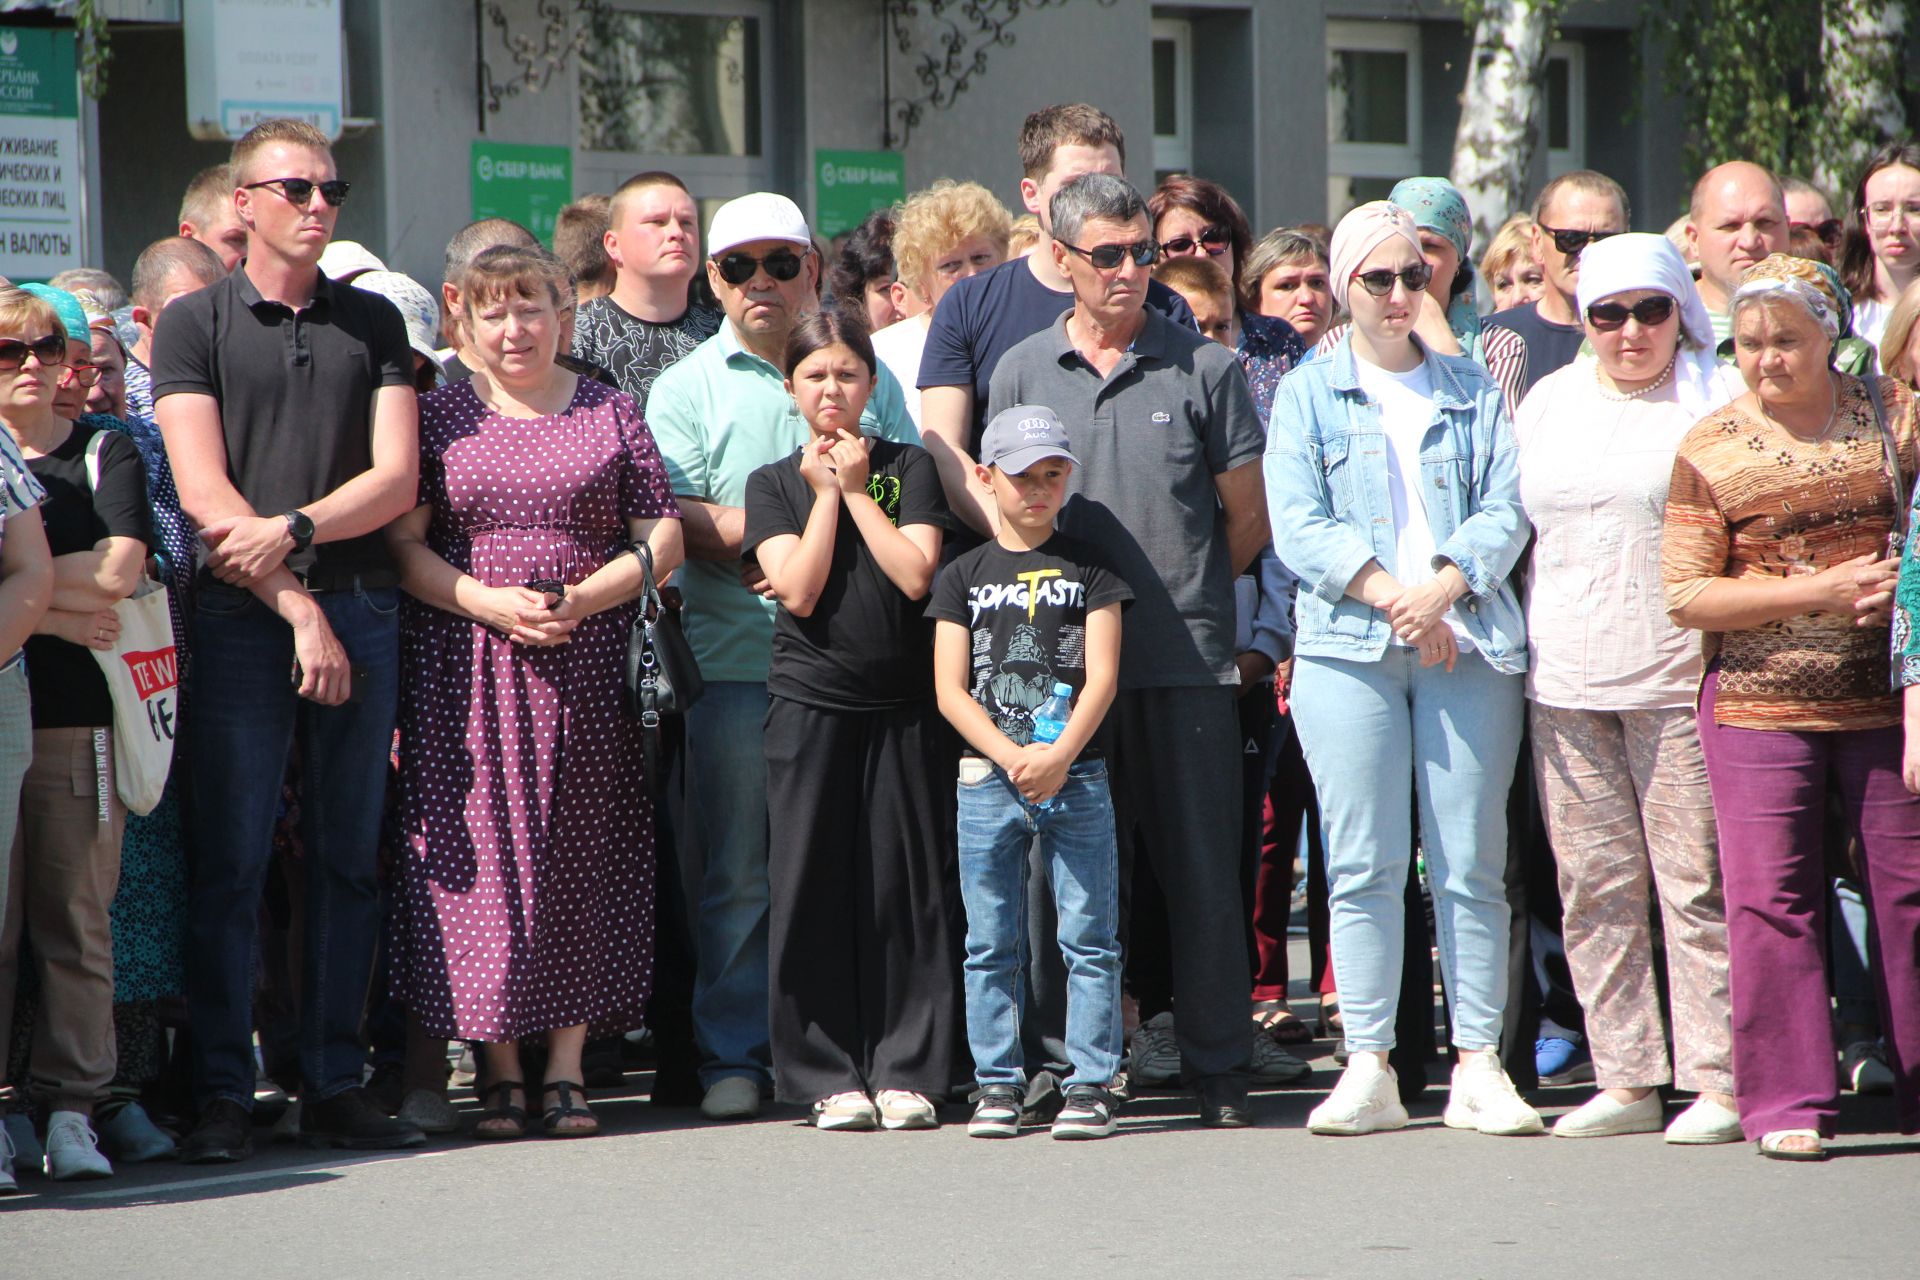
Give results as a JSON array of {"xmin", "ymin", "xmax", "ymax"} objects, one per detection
[{"xmin": 1757, "ymin": 1128, "xmax": 1826, "ymax": 1161}]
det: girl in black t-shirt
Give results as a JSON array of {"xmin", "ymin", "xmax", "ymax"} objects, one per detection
[{"xmin": 742, "ymin": 309, "xmax": 959, "ymax": 1132}]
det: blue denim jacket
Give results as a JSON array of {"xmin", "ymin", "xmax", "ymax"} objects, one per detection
[{"xmin": 1263, "ymin": 334, "xmax": 1530, "ymax": 673}]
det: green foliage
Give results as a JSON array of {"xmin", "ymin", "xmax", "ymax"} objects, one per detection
[{"xmin": 76, "ymin": 0, "xmax": 112, "ymax": 100}]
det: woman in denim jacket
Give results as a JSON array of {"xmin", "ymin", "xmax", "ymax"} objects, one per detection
[{"xmin": 1265, "ymin": 202, "xmax": 1537, "ymax": 1138}]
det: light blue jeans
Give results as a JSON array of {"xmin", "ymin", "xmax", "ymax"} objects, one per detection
[
  {"xmin": 956, "ymin": 759, "xmax": 1122, "ymax": 1090},
  {"xmin": 684, "ymin": 681, "xmax": 773, "ymax": 1088},
  {"xmin": 1290, "ymin": 647, "xmax": 1524, "ymax": 1053}
]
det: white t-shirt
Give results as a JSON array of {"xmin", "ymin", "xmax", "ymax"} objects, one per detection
[
  {"xmin": 1352, "ymin": 354, "xmax": 1470, "ymax": 648},
  {"xmin": 1854, "ymin": 296, "xmax": 1893, "ymax": 368},
  {"xmin": 870, "ymin": 317, "xmax": 930, "ymax": 432}
]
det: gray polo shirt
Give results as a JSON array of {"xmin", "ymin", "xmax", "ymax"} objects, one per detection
[{"xmin": 987, "ymin": 307, "xmax": 1263, "ymax": 689}]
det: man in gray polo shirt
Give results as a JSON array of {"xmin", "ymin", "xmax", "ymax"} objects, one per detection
[{"xmin": 988, "ymin": 173, "xmax": 1269, "ymax": 1126}]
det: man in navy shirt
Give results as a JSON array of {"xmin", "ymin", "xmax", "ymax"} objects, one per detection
[{"xmin": 919, "ymin": 104, "xmax": 1195, "ymax": 537}]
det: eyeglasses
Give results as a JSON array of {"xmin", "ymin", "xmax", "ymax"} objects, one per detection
[
  {"xmin": 1585, "ymin": 296, "xmax": 1677, "ymax": 331},
  {"xmin": 1061, "ymin": 240, "xmax": 1160, "ymax": 270},
  {"xmin": 58, "ymin": 362, "xmax": 102, "ymax": 388},
  {"xmin": 243, "ymin": 177, "xmax": 352, "ymax": 208},
  {"xmin": 715, "ymin": 248, "xmax": 808, "ymax": 286},
  {"xmin": 1159, "ymin": 225, "xmax": 1230, "ymax": 257},
  {"xmin": 1865, "ymin": 201, "xmax": 1920, "ymax": 227},
  {"xmin": 0, "ymin": 334, "xmax": 68, "ymax": 372},
  {"xmin": 1350, "ymin": 263, "xmax": 1433, "ymax": 297},
  {"xmin": 1792, "ymin": 218, "xmax": 1845, "ymax": 249},
  {"xmin": 1539, "ymin": 225, "xmax": 1619, "ymax": 258}
]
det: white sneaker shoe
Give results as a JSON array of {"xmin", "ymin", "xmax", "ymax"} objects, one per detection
[
  {"xmin": 700, "ymin": 1076, "xmax": 762, "ymax": 1121},
  {"xmin": 1552, "ymin": 1090, "xmax": 1664, "ymax": 1138},
  {"xmin": 1665, "ymin": 1097, "xmax": 1743, "ymax": 1145},
  {"xmin": 44, "ymin": 1110, "xmax": 113, "ymax": 1180},
  {"xmin": 874, "ymin": 1089, "xmax": 939, "ymax": 1130},
  {"xmin": 1444, "ymin": 1055, "xmax": 1545, "ymax": 1136},
  {"xmin": 1306, "ymin": 1055, "xmax": 1409, "ymax": 1135},
  {"xmin": 811, "ymin": 1091, "xmax": 878, "ymax": 1131},
  {"xmin": 1128, "ymin": 1012, "xmax": 1181, "ymax": 1087}
]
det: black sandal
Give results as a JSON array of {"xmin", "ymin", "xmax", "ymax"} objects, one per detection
[
  {"xmin": 542, "ymin": 1080, "xmax": 599, "ymax": 1138},
  {"xmin": 474, "ymin": 1080, "xmax": 528, "ymax": 1141}
]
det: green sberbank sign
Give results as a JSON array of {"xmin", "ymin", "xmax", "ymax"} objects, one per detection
[
  {"xmin": 815, "ymin": 149, "xmax": 905, "ymax": 238},
  {"xmin": 470, "ymin": 140, "xmax": 572, "ymax": 245}
]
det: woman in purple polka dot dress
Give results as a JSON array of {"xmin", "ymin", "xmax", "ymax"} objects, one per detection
[{"xmin": 386, "ymin": 246, "xmax": 683, "ymax": 1139}]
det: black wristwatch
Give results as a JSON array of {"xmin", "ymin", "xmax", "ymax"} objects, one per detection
[{"xmin": 283, "ymin": 509, "xmax": 315, "ymax": 553}]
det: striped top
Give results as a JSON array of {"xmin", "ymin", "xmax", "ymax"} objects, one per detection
[{"xmin": 1661, "ymin": 374, "xmax": 1917, "ymax": 731}]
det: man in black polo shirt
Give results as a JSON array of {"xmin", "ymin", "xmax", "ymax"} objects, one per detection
[{"xmin": 152, "ymin": 118, "xmax": 423, "ymax": 1162}]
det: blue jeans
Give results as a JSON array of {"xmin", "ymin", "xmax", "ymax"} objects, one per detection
[
  {"xmin": 1290, "ymin": 647, "xmax": 1523, "ymax": 1053},
  {"xmin": 956, "ymin": 759, "xmax": 1122, "ymax": 1090},
  {"xmin": 185, "ymin": 580, "xmax": 399, "ymax": 1109},
  {"xmin": 684, "ymin": 680, "xmax": 772, "ymax": 1088}
]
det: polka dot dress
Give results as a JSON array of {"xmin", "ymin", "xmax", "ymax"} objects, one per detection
[{"xmin": 391, "ymin": 377, "xmax": 680, "ymax": 1042}]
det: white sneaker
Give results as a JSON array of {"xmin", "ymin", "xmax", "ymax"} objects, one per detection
[
  {"xmin": 1128, "ymin": 1012, "xmax": 1181, "ymax": 1087},
  {"xmin": 700, "ymin": 1076, "xmax": 762, "ymax": 1121},
  {"xmin": 1306, "ymin": 1055, "xmax": 1409, "ymax": 1135},
  {"xmin": 1552, "ymin": 1090, "xmax": 1664, "ymax": 1138},
  {"xmin": 44, "ymin": 1111, "xmax": 113, "ymax": 1181},
  {"xmin": 1, "ymin": 1125, "xmax": 18, "ymax": 1195},
  {"xmin": 874, "ymin": 1089, "xmax": 939, "ymax": 1130},
  {"xmin": 811, "ymin": 1091, "xmax": 878, "ymax": 1131},
  {"xmin": 1665, "ymin": 1097, "xmax": 1743, "ymax": 1145},
  {"xmin": 1444, "ymin": 1055, "xmax": 1545, "ymax": 1136}
]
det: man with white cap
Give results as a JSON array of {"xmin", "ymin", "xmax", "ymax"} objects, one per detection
[{"xmin": 646, "ymin": 192, "xmax": 918, "ymax": 1121}]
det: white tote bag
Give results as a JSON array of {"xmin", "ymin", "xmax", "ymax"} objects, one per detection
[{"xmin": 81, "ymin": 432, "xmax": 177, "ymax": 815}]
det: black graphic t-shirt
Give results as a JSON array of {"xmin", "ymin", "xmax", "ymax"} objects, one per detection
[
  {"xmin": 572, "ymin": 296, "xmax": 723, "ymax": 412},
  {"xmin": 926, "ymin": 533, "xmax": 1132, "ymax": 760},
  {"xmin": 743, "ymin": 438, "xmax": 951, "ymax": 711}
]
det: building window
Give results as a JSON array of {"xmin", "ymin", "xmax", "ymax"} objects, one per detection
[
  {"xmin": 577, "ymin": 7, "xmax": 763, "ymax": 156},
  {"xmin": 1151, "ymin": 17, "xmax": 1192, "ymax": 180},
  {"xmin": 1325, "ymin": 20, "xmax": 1421, "ymax": 220},
  {"xmin": 1545, "ymin": 41, "xmax": 1586, "ymax": 177}
]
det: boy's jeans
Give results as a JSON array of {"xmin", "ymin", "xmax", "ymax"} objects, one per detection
[{"xmin": 956, "ymin": 758, "xmax": 1122, "ymax": 1090}]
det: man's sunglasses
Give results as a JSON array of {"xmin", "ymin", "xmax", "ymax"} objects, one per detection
[
  {"xmin": 0, "ymin": 334, "xmax": 68, "ymax": 372},
  {"xmin": 1160, "ymin": 225, "xmax": 1230, "ymax": 256},
  {"xmin": 715, "ymin": 248, "xmax": 808, "ymax": 286},
  {"xmin": 1351, "ymin": 263, "xmax": 1433, "ymax": 297},
  {"xmin": 1793, "ymin": 218, "xmax": 1845, "ymax": 249},
  {"xmin": 1585, "ymin": 296, "xmax": 1676, "ymax": 331},
  {"xmin": 1062, "ymin": 240, "xmax": 1160, "ymax": 270},
  {"xmin": 244, "ymin": 177, "xmax": 352, "ymax": 207},
  {"xmin": 1540, "ymin": 225, "xmax": 1618, "ymax": 258}
]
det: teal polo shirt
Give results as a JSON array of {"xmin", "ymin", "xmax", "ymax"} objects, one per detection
[{"xmin": 646, "ymin": 320, "xmax": 920, "ymax": 682}]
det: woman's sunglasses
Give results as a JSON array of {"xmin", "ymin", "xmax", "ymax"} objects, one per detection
[
  {"xmin": 715, "ymin": 248, "xmax": 808, "ymax": 286},
  {"xmin": 1351, "ymin": 263, "xmax": 1433, "ymax": 297},
  {"xmin": 0, "ymin": 334, "xmax": 68, "ymax": 372},
  {"xmin": 1160, "ymin": 225, "xmax": 1231, "ymax": 256},
  {"xmin": 1062, "ymin": 240, "xmax": 1161, "ymax": 270},
  {"xmin": 1585, "ymin": 296, "xmax": 1676, "ymax": 331},
  {"xmin": 243, "ymin": 177, "xmax": 352, "ymax": 207}
]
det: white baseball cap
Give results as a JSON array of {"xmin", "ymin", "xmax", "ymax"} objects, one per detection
[
  {"xmin": 319, "ymin": 239, "xmax": 388, "ymax": 282},
  {"xmin": 706, "ymin": 192, "xmax": 812, "ymax": 258},
  {"xmin": 351, "ymin": 270, "xmax": 446, "ymax": 385}
]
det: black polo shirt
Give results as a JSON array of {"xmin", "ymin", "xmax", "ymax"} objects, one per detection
[{"xmin": 150, "ymin": 264, "xmax": 413, "ymax": 582}]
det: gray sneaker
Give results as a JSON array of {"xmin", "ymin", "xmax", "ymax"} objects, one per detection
[
  {"xmin": 1251, "ymin": 1030, "xmax": 1311, "ymax": 1085},
  {"xmin": 1128, "ymin": 1012, "xmax": 1181, "ymax": 1088},
  {"xmin": 98, "ymin": 1101, "xmax": 176, "ymax": 1163},
  {"xmin": 44, "ymin": 1111, "xmax": 113, "ymax": 1181},
  {"xmin": 1, "ymin": 1125, "xmax": 18, "ymax": 1195},
  {"xmin": 1051, "ymin": 1085, "xmax": 1118, "ymax": 1140},
  {"xmin": 397, "ymin": 1089, "xmax": 461, "ymax": 1135},
  {"xmin": 4, "ymin": 1111, "xmax": 42, "ymax": 1176}
]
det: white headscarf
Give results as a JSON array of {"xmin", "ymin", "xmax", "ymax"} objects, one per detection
[{"xmin": 1573, "ymin": 232, "xmax": 1724, "ymax": 414}]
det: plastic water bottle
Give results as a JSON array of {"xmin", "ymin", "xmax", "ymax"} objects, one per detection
[{"xmin": 1032, "ymin": 682, "xmax": 1073, "ymax": 744}]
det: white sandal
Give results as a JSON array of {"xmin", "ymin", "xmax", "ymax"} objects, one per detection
[{"xmin": 1757, "ymin": 1127, "xmax": 1827, "ymax": 1161}]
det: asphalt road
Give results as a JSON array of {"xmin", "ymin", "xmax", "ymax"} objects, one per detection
[{"xmin": 5, "ymin": 962, "xmax": 1917, "ymax": 1278}]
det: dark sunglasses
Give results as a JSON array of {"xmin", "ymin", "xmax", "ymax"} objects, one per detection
[
  {"xmin": 715, "ymin": 248, "xmax": 808, "ymax": 286},
  {"xmin": 1160, "ymin": 225, "xmax": 1230, "ymax": 256},
  {"xmin": 1585, "ymin": 295, "xmax": 1677, "ymax": 331},
  {"xmin": 1351, "ymin": 263, "xmax": 1433, "ymax": 297},
  {"xmin": 1540, "ymin": 225, "xmax": 1618, "ymax": 258},
  {"xmin": 244, "ymin": 177, "xmax": 352, "ymax": 207},
  {"xmin": 1793, "ymin": 218, "xmax": 1845, "ymax": 249},
  {"xmin": 0, "ymin": 333, "xmax": 68, "ymax": 372},
  {"xmin": 1062, "ymin": 239, "xmax": 1160, "ymax": 270}
]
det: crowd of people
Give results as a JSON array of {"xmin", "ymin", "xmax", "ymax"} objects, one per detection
[{"xmin": 2, "ymin": 102, "xmax": 1918, "ymax": 1188}]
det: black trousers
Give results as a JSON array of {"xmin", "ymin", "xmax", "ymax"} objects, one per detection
[
  {"xmin": 764, "ymin": 697, "xmax": 960, "ymax": 1103},
  {"xmin": 1112, "ymin": 686, "xmax": 1251, "ymax": 1089}
]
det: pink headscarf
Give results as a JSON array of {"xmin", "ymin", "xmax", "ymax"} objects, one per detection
[{"xmin": 1328, "ymin": 201, "xmax": 1425, "ymax": 311}]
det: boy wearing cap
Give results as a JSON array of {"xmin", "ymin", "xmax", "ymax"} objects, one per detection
[{"xmin": 928, "ymin": 403, "xmax": 1132, "ymax": 1140}]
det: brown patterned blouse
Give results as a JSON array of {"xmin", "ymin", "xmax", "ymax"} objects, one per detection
[{"xmin": 1661, "ymin": 374, "xmax": 1917, "ymax": 731}]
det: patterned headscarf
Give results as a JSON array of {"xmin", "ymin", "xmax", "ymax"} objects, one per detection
[
  {"xmin": 20, "ymin": 283, "xmax": 88, "ymax": 344},
  {"xmin": 1388, "ymin": 177, "xmax": 1479, "ymax": 345},
  {"xmin": 1730, "ymin": 252, "xmax": 1851, "ymax": 343},
  {"xmin": 1327, "ymin": 201, "xmax": 1424, "ymax": 312}
]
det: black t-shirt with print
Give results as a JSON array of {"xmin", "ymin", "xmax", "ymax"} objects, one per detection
[
  {"xmin": 23, "ymin": 422, "xmax": 154, "ymax": 729},
  {"xmin": 743, "ymin": 438, "xmax": 950, "ymax": 710},
  {"xmin": 571, "ymin": 296, "xmax": 723, "ymax": 413},
  {"xmin": 926, "ymin": 532, "xmax": 1132, "ymax": 760}
]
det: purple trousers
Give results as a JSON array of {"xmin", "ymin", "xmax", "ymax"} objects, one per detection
[{"xmin": 1696, "ymin": 671, "xmax": 1920, "ymax": 1140}]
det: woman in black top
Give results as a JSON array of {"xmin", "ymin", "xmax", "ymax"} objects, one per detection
[
  {"xmin": 743, "ymin": 308, "xmax": 958, "ymax": 1131},
  {"xmin": 0, "ymin": 285, "xmax": 151, "ymax": 1181}
]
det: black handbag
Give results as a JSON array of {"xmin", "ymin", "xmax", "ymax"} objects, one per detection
[{"xmin": 624, "ymin": 541, "xmax": 705, "ymax": 728}]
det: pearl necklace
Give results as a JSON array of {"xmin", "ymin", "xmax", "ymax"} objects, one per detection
[{"xmin": 1594, "ymin": 351, "xmax": 1678, "ymax": 402}]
